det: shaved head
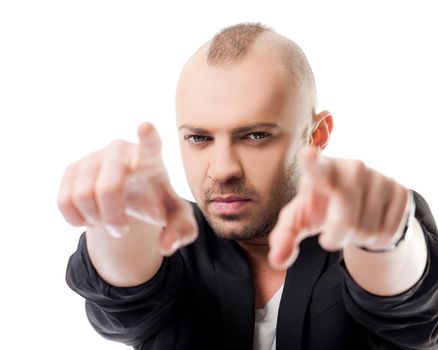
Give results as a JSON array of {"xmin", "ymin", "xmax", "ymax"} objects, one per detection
[
  {"xmin": 203, "ymin": 23, "xmax": 317, "ymax": 128},
  {"xmin": 175, "ymin": 23, "xmax": 327, "ymax": 242}
]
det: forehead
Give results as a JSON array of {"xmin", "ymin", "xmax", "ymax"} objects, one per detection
[{"xmin": 175, "ymin": 50, "xmax": 299, "ymax": 131}]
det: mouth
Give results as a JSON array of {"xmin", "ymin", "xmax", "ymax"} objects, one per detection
[{"xmin": 208, "ymin": 196, "xmax": 251, "ymax": 215}]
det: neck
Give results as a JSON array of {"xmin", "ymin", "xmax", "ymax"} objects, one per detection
[
  {"xmin": 237, "ymin": 236, "xmax": 272, "ymax": 271},
  {"xmin": 237, "ymin": 237, "xmax": 286, "ymax": 308}
]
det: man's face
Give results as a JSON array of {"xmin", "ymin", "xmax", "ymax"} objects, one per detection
[{"xmin": 175, "ymin": 47, "xmax": 308, "ymax": 241}]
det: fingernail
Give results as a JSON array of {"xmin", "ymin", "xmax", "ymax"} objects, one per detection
[{"xmin": 104, "ymin": 224, "xmax": 130, "ymax": 239}]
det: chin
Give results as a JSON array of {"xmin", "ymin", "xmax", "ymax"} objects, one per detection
[{"xmin": 207, "ymin": 216, "xmax": 271, "ymax": 241}]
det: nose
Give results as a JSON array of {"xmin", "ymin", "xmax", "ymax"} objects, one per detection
[{"xmin": 207, "ymin": 142, "xmax": 243, "ymax": 184}]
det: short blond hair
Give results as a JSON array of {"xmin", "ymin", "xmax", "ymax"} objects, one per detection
[
  {"xmin": 206, "ymin": 22, "xmax": 317, "ymax": 124},
  {"xmin": 207, "ymin": 22, "xmax": 270, "ymax": 64}
]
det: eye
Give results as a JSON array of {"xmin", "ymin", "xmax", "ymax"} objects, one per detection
[
  {"xmin": 184, "ymin": 135, "xmax": 211, "ymax": 144},
  {"xmin": 245, "ymin": 132, "xmax": 271, "ymax": 141}
]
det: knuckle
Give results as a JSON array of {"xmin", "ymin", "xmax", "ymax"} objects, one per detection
[
  {"xmin": 77, "ymin": 150, "xmax": 102, "ymax": 169},
  {"xmin": 64, "ymin": 162, "xmax": 77, "ymax": 175},
  {"xmin": 334, "ymin": 209, "xmax": 354, "ymax": 229},
  {"xmin": 362, "ymin": 224, "xmax": 377, "ymax": 236},
  {"xmin": 65, "ymin": 213, "xmax": 85, "ymax": 226},
  {"xmin": 351, "ymin": 160, "xmax": 366, "ymax": 181},
  {"xmin": 386, "ymin": 176, "xmax": 395, "ymax": 186},
  {"xmin": 57, "ymin": 202, "xmax": 84, "ymax": 226},
  {"xmin": 95, "ymin": 181, "xmax": 123, "ymax": 199},
  {"xmin": 81, "ymin": 151, "xmax": 101, "ymax": 164},
  {"xmin": 60, "ymin": 162, "xmax": 78, "ymax": 182},
  {"xmin": 57, "ymin": 193, "xmax": 73, "ymax": 211},
  {"xmin": 357, "ymin": 213, "xmax": 377, "ymax": 234},
  {"xmin": 67, "ymin": 219, "xmax": 83, "ymax": 227},
  {"xmin": 387, "ymin": 179, "xmax": 400, "ymax": 197},
  {"xmin": 375, "ymin": 174, "xmax": 393, "ymax": 197},
  {"xmin": 108, "ymin": 139, "xmax": 129, "ymax": 152},
  {"xmin": 397, "ymin": 184, "xmax": 407, "ymax": 199},
  {"xmin": 354, "ymin": 228, "xmax": 372, "ymax": 242},
  {"xmin": 381, "ymin": 223, "xmax": 396, "ymax": 237},
  {"xmin": 72, "ymin": 188, "xmax": 94, "ymax": 204}
]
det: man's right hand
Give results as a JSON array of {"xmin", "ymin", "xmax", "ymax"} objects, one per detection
[{"xmin": 58, "ymin": 122, "xmax": 198, "ymax": 286}]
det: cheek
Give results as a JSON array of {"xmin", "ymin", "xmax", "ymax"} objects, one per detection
[
  {"xmin": 243, "ymin": 146, "xmax": 289, "ymax": 194},
  {"xmin": 180, "ymin": 148, "xmax": 207, "ymax": 194}
]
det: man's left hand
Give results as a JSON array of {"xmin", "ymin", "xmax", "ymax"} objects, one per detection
[{"xmin": 268, "ymin": 146, "xmax": 409, "ymax": 270}]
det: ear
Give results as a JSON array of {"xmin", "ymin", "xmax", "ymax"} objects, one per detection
[{"xmin": 310, "ymin": 110, "xmax": 333, "ymax": 150}]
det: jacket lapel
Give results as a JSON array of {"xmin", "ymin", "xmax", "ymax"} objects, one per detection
[
  {"xmin": 214, "ymin": 238, "xmax": 255, "ymax": 350},
  {"xmin": 277, "ymin": 236, "xmax": 329, "ymax": 349}
]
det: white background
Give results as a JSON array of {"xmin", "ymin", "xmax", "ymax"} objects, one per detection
[{"xmin": 0, "ymin": 0, "xmax": 437, "ymax": 348}]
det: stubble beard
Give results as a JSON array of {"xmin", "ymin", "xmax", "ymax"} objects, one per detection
[{"xmin": 196, "ymin": 162, "xmax": 300, "ymax": 241}]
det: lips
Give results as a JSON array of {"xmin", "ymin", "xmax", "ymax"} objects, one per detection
[
  {"xmin": 209, "ymin": 196, "xmax": 251, "ymax": 215},
  {"xmin": 210, "ymin": 196, "xmax": 248, "ymax": 202}
]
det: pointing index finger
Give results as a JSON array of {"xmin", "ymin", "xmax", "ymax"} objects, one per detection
[
  {"xmin": 299, "ymin": 146, "xmax": 336, "ymax": 192},
  {"xmin": 130, "ymin": 122, "xmax": 165, "ymax": 177}
]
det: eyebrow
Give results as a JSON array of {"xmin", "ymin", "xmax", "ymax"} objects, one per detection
[{"xmin": 178, "ymin": 122, "xmax": 280, "ymax": 134}]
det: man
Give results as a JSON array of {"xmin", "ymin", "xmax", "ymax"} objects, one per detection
[{"xmin": 60, "ymin": 23, "xmax": 438, "ymax": 349}]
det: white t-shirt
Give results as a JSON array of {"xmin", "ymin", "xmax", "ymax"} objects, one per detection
[{"xmin": 253, "ymin": 284, "xmax": 284, "ymax": 350}]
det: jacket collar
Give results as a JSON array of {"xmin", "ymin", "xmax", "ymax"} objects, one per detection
[{"xmin": 277, "ymin": 236, "xmax": 329, "ymax": 349}]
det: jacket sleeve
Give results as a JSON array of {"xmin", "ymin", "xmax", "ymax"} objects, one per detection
[
  {"xmin": 340, "ymin": 191, "xmax": 438, "ymax": 350},
  {"xmin": 65, "ymin": 233, "xmax": 185, "ymax": 347}
]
